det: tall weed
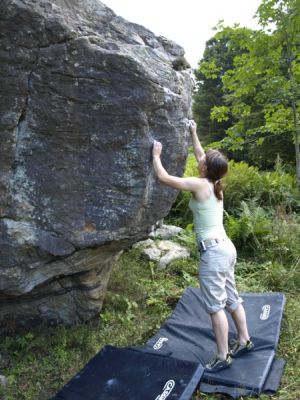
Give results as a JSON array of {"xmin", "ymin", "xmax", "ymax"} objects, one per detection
[{"xmin": 259, "ymin": 261, "xmax": 300, "ymax": 293}]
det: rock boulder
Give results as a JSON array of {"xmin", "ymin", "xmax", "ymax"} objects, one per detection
[{"xmin": 0, "ymin": 0, "xmax": 193, "ymax": 333}]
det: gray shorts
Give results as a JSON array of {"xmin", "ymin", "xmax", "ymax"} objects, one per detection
[{"xmin": 199, "ymin": 237, "xmax": 243, "ymax": 314}]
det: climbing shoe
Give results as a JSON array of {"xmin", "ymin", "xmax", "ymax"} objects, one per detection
[
  {"xmin": 229, "ymin": 338, "xmax": 254, "ymax": 358},
  {"xmin": 205, "ymin": 353, "xmax": 232, "ymax": 373}
]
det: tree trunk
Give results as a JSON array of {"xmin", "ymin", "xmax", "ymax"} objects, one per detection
[
  {"xmin": 292, "ymin": 101, "xmax": 300, "ymax": 188},
  {"xmin": 288, "ymin": 57, "xmax": 300, "ymax": 189}
]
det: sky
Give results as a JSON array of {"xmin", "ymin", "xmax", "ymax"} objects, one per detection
[{"xmin": 101, "ymin": 0, "xmax": 262, "ymax": 68}]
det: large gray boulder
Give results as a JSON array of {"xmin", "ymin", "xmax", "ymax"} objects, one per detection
[{"xmin": 0, "ymin": 0, "xmax": 193, "ymax": 333}]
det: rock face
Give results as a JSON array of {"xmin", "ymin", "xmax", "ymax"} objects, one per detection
[{"xmin": 0, "ymin": 0, "xmax": 193, "ymax": 333}]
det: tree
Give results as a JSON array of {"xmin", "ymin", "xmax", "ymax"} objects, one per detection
[
  {"xmin": 258, "ymin": 0, "xmax": 300, "ymax": 182},
  {"xmin": 192, "ymin": 24, "xmax": 293, "ymax": 167},
  {"xmin": 210, "ymin": 0, "xmax": 300, "ymax": 183},
  {"xmin": 193, "ymin": 25, "xmax": 253, "ymax": 148}
]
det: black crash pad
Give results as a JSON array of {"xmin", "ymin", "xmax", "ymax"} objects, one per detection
[
  {"xmin": 51, "ymin": 345, "xmax": 204, "ymax": 400},
  {"xmin": 51, "ymin": 288, "xmax": 285, "ymax": 399},
  {"xmin": 142, "ymin": 287, "xmax": 285, "ymax": 398}
]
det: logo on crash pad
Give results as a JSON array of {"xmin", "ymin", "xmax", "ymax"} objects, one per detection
[
  {"xmin": 153, "ymin": 337, "xmax": 168, "ymax": 350},
  {"xmin": 155, "ymin": 380, "xmax": 175, "ymax": 400},
  {"xmin": 260, "ymin": 304, "xmax": 271, "ymax": 320}
]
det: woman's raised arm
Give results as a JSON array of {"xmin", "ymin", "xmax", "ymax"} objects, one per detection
[
  {"xmin": 189, "ymin": 120, "xmax": 205, "ymax": 163},
  {"xmin": 152, "ymin": 140, "xmax": 202, "ymax": 192}
]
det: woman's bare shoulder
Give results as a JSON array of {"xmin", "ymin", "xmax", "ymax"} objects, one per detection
[
  {"xmin": 191, "ymin": 177, "xmax": 209, "ymax": 187},
  {"xmin": 192, "ymin": 178, "xmax": 212, "ymax": 201}
]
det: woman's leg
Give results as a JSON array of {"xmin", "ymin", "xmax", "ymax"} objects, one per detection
[
  {"xmin": 230, "ymin": 303, "xmax": 250, "ymax": 344},
  {"xmin": 211, "ymin": 309, "xmax": 229, "ymax": 359},
  {"xmin": 225, "ymin": 240, "xmax": 251, "ymax": 344},
  {"xmin": 199, "ymin": 244, "xmax": 231, "ymax": 366}
]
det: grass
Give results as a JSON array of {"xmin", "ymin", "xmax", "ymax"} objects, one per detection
[{"xmin": 0, "ymin": 237, "xmax": 299, "ymax": 400}]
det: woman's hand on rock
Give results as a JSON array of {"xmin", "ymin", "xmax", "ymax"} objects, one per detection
[
  {"xmin": 189, "ymin": 119, "xmax": 197, "ymax": 135},
  {"xmin": 153, "ymin": 140, "xmax": 162, "ymax": 157}
]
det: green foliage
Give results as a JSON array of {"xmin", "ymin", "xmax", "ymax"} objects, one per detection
[
  {"xmin": 193, "ymin": 1, "xmax": 300, "ymax": 173},
  {"xmin": 260, "ymin": 261, "xmax": 300, "ymax": 293},
  {"xmin": 225, "ymin": 202, "xmax": 300, "ymax": 267},
  {"xmin": 192, "ymin": 26, "xmax": 252, "ymax": 147},
  {"xmin": 224, "ymin": 159, "xmax": 299, "ymax": 213},
  {"xmin": 263, "ymin": 213, "xmax": 300, "ymax": 265},
  {"xmin": 225, "ymin": 201, "xmax": 272, "ymax": 251},
  {"xmin": 100, "ymin": 294, "xmax": 138, "ymax": 324},
  {"xmin": 223, "ymin": 161, "xmax": 263, "ymax": 210},
  {"xmin": 210, "ymin": 105, "xmax": 230, "ymax": 122}
]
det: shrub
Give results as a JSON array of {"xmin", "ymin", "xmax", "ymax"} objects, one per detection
[
  {"xmin": 223, "ymin": 161, "xmax": 263, "ymax": 212},
  {"xmin": 224, "ymin": 160, "xmax": 299, "ymax": 214},
  {"xmin": 263, "ymin": 214, "xmax": 300, "ymax": 265},
  {"xmin": 225, "ymin": 201, "xmax": 272, "ymax": 254}
]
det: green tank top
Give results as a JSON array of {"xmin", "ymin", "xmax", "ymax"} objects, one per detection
[{"xmin": 188, "ymin": 184, "xmax": 226, "ymax": 241}]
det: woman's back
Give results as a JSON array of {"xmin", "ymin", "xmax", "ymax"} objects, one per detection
[{"xmin": 189, "ymin": 182, "xmax": 226, "ymax": 241}]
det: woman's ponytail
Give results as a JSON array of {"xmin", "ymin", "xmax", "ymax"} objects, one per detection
[{"xmin": 205, "ymin": 149, "xmax": 228, "ymax": 201}]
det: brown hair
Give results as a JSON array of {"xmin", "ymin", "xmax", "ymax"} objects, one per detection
[{"xmin": 205, "ymin": 149, "xmax": 228, "ymax": 201}]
